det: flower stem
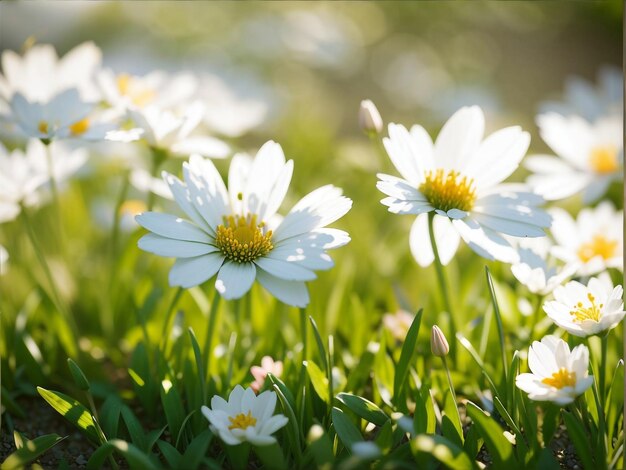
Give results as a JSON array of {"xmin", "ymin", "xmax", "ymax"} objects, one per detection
[
  {"xmin": 147, "ymin": 147, "xmax": 167, "ymax": 211},
  {"xmin": 441, "ymin": 355, "xmax": 463, "ymax": 438},
  {"xmin": 427, "ymin": 212, "xmax": 457, "ymax": 362},
  {"xmin": 298, "ymin": 307, "xmax": 308, "ymax": 407},
  {"xmin": 203, "ymin": 292, "xmax": 221, "ymax": 390},
  {"xmin": 20, "ymin": 205, "xmax": 79, "ymax": 349},
  {"xmin": 599, "ymin": 334, "xmax": 608, "ymax": 405},
  {"xmin": 159, "ymin": 287, "xmax": 184, "ymax": 353},
  {"xmin": 528, "ymin": 294, "xmax": 544, "ymax": 341}
]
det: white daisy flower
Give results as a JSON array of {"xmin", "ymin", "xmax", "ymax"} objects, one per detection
[
  {"xmin": 199, "ymin": 74, "xmax": 269, "ymax": 138},
  {"xmin": 0, "ymin": 139, "xmax": 87, "ymax": 222},
  {"xmin": 97, "ymin": 69, "xmax": 197, "ymax": 111},
  {"xmin": 539, "ymin": 67, "xmax": 622, "ymax": 122},
  {"xmin": 382, "ymin": 310, "xmax": 414, "ymax": 341},
  {"xmin": 543, "ymin": 275, "xmax": 625, "ymax": 338},
  {"xmin": 549, "ymin": 202, "xmax": 622, "ymax": 276},
  {"xmin": 0, "ymin": 41, "xmax": 102, "ymax": 102},
  {"xmin": 525, "ymin": 113, "xmax": 622, "ymax": 203},
  {"xmin": 516, "ymin": 335, "xmax": 593, "ymax": 405},
  {"xmin": 377, "ymin": 106, "xmax": 550, "ymax": 265},
  {"xmin": 8, "ymin": 89, "xmax": 140, "ymax": 142},
  {"xmin": 510, "ymin": 238, "xmax": 578, "ymax": 296},
  {"xmin": 136, "ymin": 141, "xmax": 352, "ymax": 307},
  {"xmin": 128, "ymin": 103, "xmax": 229, "ymax": 159},
  {"xmin": 201, "ymin": 385, "xmax": 288, "ymax": 446}
]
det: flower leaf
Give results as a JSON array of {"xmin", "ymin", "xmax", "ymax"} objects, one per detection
[{"xmin": 37, "ymin": 386, "xmax": 99, "ymax": 443}]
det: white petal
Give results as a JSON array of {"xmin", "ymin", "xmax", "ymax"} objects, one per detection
[
  {"xmin": 215, "ymin": 262, "xmax": 256, "ymax": 300},
  {"xmin": 452, "ymin": 218, "xmax": 519, "ymax": 263},
  {"xmin": 434, "ymin": 106, "xmax": 484, "ymax": 171},
  {"xmin": 254, "ymin": 257, "xmax": 317, "ymax": 281},
  {"xmin": 168, "ymin": 253, "xmax": 224, "ymax": 288},
  {"xmin": 136, "ymin": 212, "xmax": 212, "ymax": 242},
  {"xmin": 256, "ymin": 269, "xmax": 309, "ymax": 307},
  {"xmin": 170, "ymin": 136, "xmax": 230, "ymax": 158},
  {"xmin": 138, "ymin": 233, "xmax": 217, "ymax": 258}
]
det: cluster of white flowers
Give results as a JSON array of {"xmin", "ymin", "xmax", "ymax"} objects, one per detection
[{"xmin": 371, "ymin": 69, "xmax": 623, "ymax": 407}]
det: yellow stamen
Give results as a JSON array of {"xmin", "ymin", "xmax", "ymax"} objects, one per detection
[
  {"xmin": 577, "ymin": 234, "xmax": 618, "ymax": 263},
  {"xmin": 117, "ymin": 73, "xmax": 156, "ymax": 107},
  {"xmin": 215, "ymin": 215, "xmax": 273, "ymax": 263},
  {"xmin": 69, "ymin": 118, "xmax": 90, "ymax": 136},
  {"xmin": 589, "ymin": 145, "xmax": 619, "ymax": 174},
  {"xmin": 228, "ymin": 410, "xmax": 257, "ymax": 430},
  {"xmin": 570, "ymin": 292, "xmax": 603, "ymax": 323},
  {"xmin": 38, "ymin": 120, "xmax": 49, "ymax": 134},
  {"xmin": 542, "ymin": 368, "xmax": 577, "ymax": 389},
  {"xmin": 419, "ymin": 169, "xmax": 477, "ymax": 212},
  {"xmin": 119, "ymin": 200, "xmax": 147, "ymax": 217}
]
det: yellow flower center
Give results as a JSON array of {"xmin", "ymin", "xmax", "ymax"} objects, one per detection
[
  {"xmin": 117, "ymin": 74, "xmax": 156, "ymax": 107},
  {"xmin": 38, "ymin": 120, "xmax": 49, "ymax": 134},
  {"xmin": 542, "ymin": 368, "xmax": 577, "ymax": 389},
  {"xmin": 570, "ymin": 292, "xmax": 603, "ymax": 323},
  {"xmin": 589, "ymin": 145, "xmax": 619, "ymax": 174},
  {"xmin": 215, "ymin": 215, "xmax": 273, "ymax": 263},
  {"xmin": 69, "ymin": 118, "xmax": 90, "ymax": 136},
  {"xmin": 119, "ymin": 199, "xmax": 147, "ymax": 217},
  {"xmin": 577, "ymin": 235, "xmax": 618, "ymax": 263},
  {"xmin": 419, "ymin": 169, "xmax": 477, "ymax": 213},
  {"xmin": 228, "ymin": 411, "xmax": 257, "ymax": 430}
]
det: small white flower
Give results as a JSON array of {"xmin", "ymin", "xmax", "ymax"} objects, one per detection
[
  {"xmin": 199, "ymin": 74, "xmax": 269, "ymax": 137},
  {"xmin": 382, "ymin": 310, "xmax": 414, "ymax": 341},
  {"xmin": 511, "ymin": 245, "xmax": 577, "ymax": 296},
  {"xmin": 201, "ymin": 385, "xmax": 288, "ymax": 446},
  {"xmin": 136, "ymin": 141, "xmax": 351, "ymax": 307},
  {"xmin": 544, "ymin": 275, "xmax": 625, "ymax": 338},
  {"xmin": 359, "ymin": 99, "xmax": 383, "ymax": 134},
  {"xmin": 128, "ymin": 104, "xmax": 229, "ymax": 158},
  {"xmin": 516, "ymin": 335, "xmax": 593, "ymax": 405},
  {"xmin": 0, "ymin": 139, "xmax": 87, "ymax": 222},
  {"xmin": 377, "ymin": 106, "xmax": 550, "ymax": 265},
  {"xmin": 525, "ymin": 113, "xmax": 622, "ymax": 203},
  {"xmin": 549, "ymin": 202, "xmax": 622, "ymax": 276},
  {"xmin": 0, "ymin": 42, "xmax": 102, "ymax": 102},
  {"xmin": 129, "ymin": 167, "xmax": 174, "ymax": 201},
  {"xmin": 0, "ymin": 244, "xmax": 8, "ymax": 275},
  {"xmin": 97, "ymin": 69, "xmax": 197, "ymax": 111},
  {"xmin": 250, "ymin": 356, "xmax": 283, "ymax": 393},
  {"xmin": 8, "ymin": 89, "xmax": 138, "ymax": 142},
  {"xmin": 539, "ymin": 67, "xmax": 622, "ymax": 122}
]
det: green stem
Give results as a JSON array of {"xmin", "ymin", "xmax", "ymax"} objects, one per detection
[
  {"xmin": 298, "ymin": 307, "xmax": 308, "ymax": 388},
  {"xmin": 528, "ymin": 294, "xmax": 545, "ymax": 341},
  {"xmin": 147, "ymin": 147, "xmax": 167, "ymax": 211},
  {"xmin": 485, "ymin": 267, "xmax": 508, "ymax": 385},
  {"xmin": 43, "ymin": 141, "xmax": 62, "ymax": 231},
  {"xmin": 159, "ymin": 287, "xmax": 184, "ymax": 353},
  {"xmin": 20, "ymin": 206, "xmax": 80, "ymax": 344},
  {"xmin": 599, "ymin": 334, "xmax": 608, "ymax": 406},
  {"xmin": 203, "ymin": 292, "xmax": 221, "ymax": 390},
  {"xmin": 427, "ymin": 212, "xmax": 457, "ymax": 362},
  {"xmin": 441, "ymin": 355, "xmax": 463, "ymax": 439}
]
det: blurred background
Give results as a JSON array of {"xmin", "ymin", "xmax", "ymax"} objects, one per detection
[{"xmin": 0, "ymin": 1, "xmax": 622, "ymax": 338}]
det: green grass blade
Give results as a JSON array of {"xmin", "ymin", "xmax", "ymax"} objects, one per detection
[
  {"xmin": 336, "ymin": 392, "xmax": 389, "ymax": 426},
  {"xmin": 393, "ymin": 309, "xmax": 423, "ymax": 402},
  {"xmin": 465, "ymin": 401, "xmax": 513, "ymax": 467},
  {"xmin": 37, "ymin": 387, "xmax": 99, "ymax": 443},
  {"xmin": 331, "ymin": 406, "xmax": 363, "ymax": 452},
  {"xmin": 1, "ymin": 434, "xmax": 66, "ymax": 470}
]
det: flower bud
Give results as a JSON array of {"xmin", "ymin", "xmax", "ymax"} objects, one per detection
[
  {"xmin": 430, "ymin": 325, "xmax": 449, "ymax": 357},
  {"xmin": 359, "ymin": 99, "xmax": 383, "ymax": 134}
]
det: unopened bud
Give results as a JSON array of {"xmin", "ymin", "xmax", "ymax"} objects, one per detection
[
  {"xmin": 430, "ymin": 325, "xmax": 449, "ymax": 357},
  {"xmin": 359, "ymin": 99, "xmax": 383, "ymax": 134}
]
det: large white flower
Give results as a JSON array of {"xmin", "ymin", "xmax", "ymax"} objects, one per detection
[
  {"xmin": 516, "ymin": 335, "xmax": 593, "ymax": 405},
  {"xmin": 525, "ymin": 113, "xmax": 622, "ymax": 203},
  {"xmin": 136, "ymin": 141, "xmax": 351, "ymax": 307},
  {"xmin": 201, "ymin": 385, "xmax": 288, "ymax": 446},
  {"xmin": 539, "ymin": 67, "xmax": 622, "ymax": 122},
  {"xmin": 377, "ymin": 106, "xmax": 550, "ymax": 265},
  {"xmin": 128, "ymin": 104, "xmax": 229, "ymax": 158},
  {"xmin": 0, "ymin": 42, "xmax": 102, "ymax": 102},
  {"xmin": 0, "ymin": 139, "xmax": 87, "ymax": 222},
  {"xmin": 549, "ymin": 202, "xmax": 622, "ymax": 276},
  {"xmin": 544, "ymin": 275, "xmax": 625, "ymax": 338}
]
